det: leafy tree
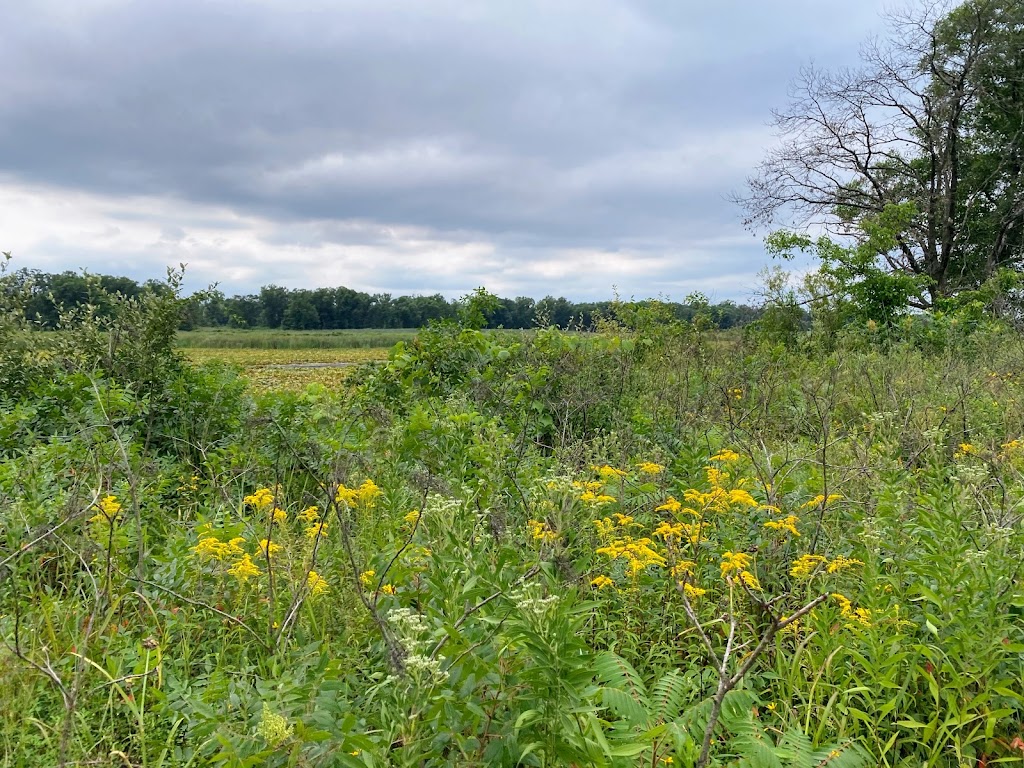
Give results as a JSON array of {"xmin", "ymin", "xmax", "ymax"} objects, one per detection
[
  {"xmin": 259, "ymin": 284, "xmax": 289, "ymax": 328},
  {"xmin": 739, "ymin": 0, "xmax": 1024, "ymax": 306}
]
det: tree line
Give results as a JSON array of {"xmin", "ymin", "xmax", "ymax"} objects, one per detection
[{"xmin": 7, "ymin": 268, "xmax": 764, "ymax": 331}]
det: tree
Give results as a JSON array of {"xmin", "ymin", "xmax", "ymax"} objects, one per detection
[{"xmin": 738, "ymin": 0, "xmax": 1024, "ymax": 307}]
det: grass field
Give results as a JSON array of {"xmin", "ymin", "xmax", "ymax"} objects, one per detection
[
  {"xmin": 180, "ymin": 331, "xmax": 402, "ymax": 390},
  {"xmin": 177, "ymin": 327, "xmax": 417, "ymax": 349}
]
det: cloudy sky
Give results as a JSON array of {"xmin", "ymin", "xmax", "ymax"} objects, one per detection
[{"xmin": 0, "ymin": 0, "xmax": 892, "ymax": 302}]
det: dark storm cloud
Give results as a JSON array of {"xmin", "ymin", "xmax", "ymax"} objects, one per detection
[{"xmin": 0, "ymin": 0, "xmax": 891, "ymax": 299}]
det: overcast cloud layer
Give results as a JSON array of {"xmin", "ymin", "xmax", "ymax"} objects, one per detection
[{"xmin": 0, "ymin": 0, "xmax": 892, "ymax": 301}]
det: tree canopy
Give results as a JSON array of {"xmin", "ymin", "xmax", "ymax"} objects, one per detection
[{"xmin": 739, "ymin": 0, "xmax": 1024, "ymax": 308}]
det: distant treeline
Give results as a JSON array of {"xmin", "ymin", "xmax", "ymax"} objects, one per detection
[{"xmin": 9, "ymin": 269, "xmax": 765, "ymax": 330}]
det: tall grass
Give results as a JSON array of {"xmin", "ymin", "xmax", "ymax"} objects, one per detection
[{"xmin": 176, "ymin": 328, "xmax": 417, "ymax": 349}]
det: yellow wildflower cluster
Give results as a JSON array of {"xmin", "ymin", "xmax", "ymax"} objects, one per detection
[
  {"xmin": 831, "ymin": 593, "xmax": 872, "ymax": 627},
  {"xmin": 89, "ymin": 494, "xmax": 123, "ymax": 526},
  {"xmin": 580, "ymin": 490, "xmax": 617, "ymax": 505},
  {"xmin": 790, "ymin": 554, "xmax": 827, "ymax": 578},
  {"xmin": 244, "ymin": 488, "xmax": 275, "ymax": 510},
  {"xmin": 596, "ymin": 536, "xmax": 666, "ymax": 577},
  {"xmin": 710, "ymin": 449, "xmax": 740, "ymax": 463},
  {"xmin": 637, "ymin": 461, "xmax": 665, "ymax": 475},
  {"xmin": 227, "ymin": 553, "xmax": 261, "ymax": 582},
  {"xmin": 591, "ymin": 574, "xmax": 614, "ymax": 589},
  {"xmin": 257, "ymin": 539, "xmax": 283, "ymax": 559},
  {"xmin": 954, "ymin": 442, "xmax": 978, "ymax": 459},
  {"xmin": 527, "ymin": 519, "xmax": 559, "ymax": 543},
  {"xmin": 763, "ymin": 514, "xmax": 800, "ymax": 537},
  {"xmin": 653, "ymin": 520, "xmax": 685, "ymax": 542},
  {"xmin": 298, "ymin": 506, "xmax": 320, "ymax": 523},
  {"xmin": 682, "ymin": 583, "xmax": 706, "ymax": 600},
  {"xmin": 720, "ymin": 551, "xmax": 760, "ymax": 589},
  {"xmin": 790, "ymin": 553, "xmax": 863, "ymax": 578},
  {"xmin": 404, "ymin": 509, "xmax": 421, "ymax": 527},
  {"xmin": 335, "ymin": 479, "xmax": 381, "ymax": 508},
  {"xmin": 272, "ymin": 507, "xmax": 288, "ymax": 524},
  {"xmin": 307, "ymin": 570, "xmax": 329, "ymax": 597},
  {"xmin": 573, "ymin": 480, "xmax": 604, "ymax": 492},
  {"xmin": 192, "ymin": 532, "xmax": 246, "ymax": 561},
  {"xmin": 826, "ymin": 555, "xmax": 864, "ymax": 574},
  {"xmin": 359, "ymin": 570, "xmax": 375, "ymax": 587},
  {"xmin": 594, "ymin": 513, "xmax": 643, "ymax": 540},
  {"xmin": 528, "ymin": 520, "xmax": 561, "ymax": 544},
  {"xmin": 305, "ymin": 521, "xmax": 328, "ymax": 540},
  {"xmin": 381, "ymin": 583, "xmax": 396, "ymax": 595},
  {"xmin": 800, "ymin": 494, "xmax": 843, "ymax": 510},
  {"xmin": 670, "ymin": 561, "xmax": 695, "ymax": 579},
  {"xmin": 727, "ymin": 388, "xmax": 743, "ymax": 401}
]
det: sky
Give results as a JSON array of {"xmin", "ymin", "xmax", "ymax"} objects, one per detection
[{"xmin": 0, "ymin": 0, "xmax": 893, "ymax": 302}]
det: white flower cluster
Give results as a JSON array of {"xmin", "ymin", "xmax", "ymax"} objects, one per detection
[
  {"xmin": 509, "ymin": 585, "xmax": 560, "ymax": 617},
  {"xmin": 388, "ymin": 607, "xmax": 448, "ymax": 686}
]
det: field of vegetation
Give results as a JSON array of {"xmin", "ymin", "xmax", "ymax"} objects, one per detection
[
  {"xmin": 2, "ymin": 271, "xmax": 1024, "ymax": 768},
  {"xmin": 179, "ymin": 337, "xmax": 397, "ymax": 393}
]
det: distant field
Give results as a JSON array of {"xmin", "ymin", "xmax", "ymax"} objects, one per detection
[
  {"xmin": 180, "ymin": 329, "xmax": 407, "ymax": 391},
  {"xmin": 176, "ymin": 327, "xmax": 417, "ymax": 349}
]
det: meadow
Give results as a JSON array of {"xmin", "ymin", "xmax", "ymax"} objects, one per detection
[{"xmin": 2, "ymin": 283, "xmax": 1023, "ymax": 767}]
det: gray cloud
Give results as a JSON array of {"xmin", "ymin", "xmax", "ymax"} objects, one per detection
[{"xmin": 0, "ymin": 0, "xmax": 890, "ymax": 301}]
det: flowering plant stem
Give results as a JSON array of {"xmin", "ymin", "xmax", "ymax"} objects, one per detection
[{"xmin": 680, "ymin": 580, "xmax": 829, "ymax": 768}]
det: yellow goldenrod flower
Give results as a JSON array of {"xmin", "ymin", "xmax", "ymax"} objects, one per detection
[
  {"xmin": 596, "ymin": 536, "xmax": 666, "ymax": 577},
  {"xmin": 655, "ymin": 496, "xmax": 682, "ymax": 514},
  {"xmin": 720, "ymin": 551, "xmax": 752, "ymax": 577},
  {"xmin": 359, "ymin": 569, "xmax": 375, "ymax": 587},
  {"xmin": 271, "ymin": 507, "xmax": 287, "ymax": 524},
  {"xmin": 307, "ymin": 570, "xmax": 329, "ymax": 596},
  {"xmin": 257, "ymin": 539, "xmax": 282, "ymax": 558},
  {"xmin": 527, "ymin": 519, "xmax": 559, "ymax": 543},
  {"xmin": 228, "ymin": 553, "xmax": 260, "ymax": 582},
  {"xmin": 954, "ymin": 442, "xmax": 978, "ymax": 459},
  {"xmin": 682, "ymin": 583, "xmax": 706, "ymax": 600},
  {"xmin": 580, "ymin": 490, "xmax": 617, "ymax": 505},
  {"xmin": 763, "ymin": 515, "xmax": 800, "ymax": 537},
  {"xmin": 243, "ymin": 488, "xmax": 275, "ymax": 511},
  {"xmin": 670, "ymin": 561, "xmax": 695, "ymax": 578},
  {"xmin": 591, "ymin": 574, "xmax": 614, "ymax": 589},
  {"xmin": 721, "ymin": 551, "xmax": 760, "ymax": 589},
  {"xmin": 612, "ymin": 513, "xmax": 640, "ymax": 527},
  {"xmin": 705, "ymin": 467, "xmax": 728, "ymax": 488},
  {"xmin": 710, "ymin": 449, "xmax": 741, "ymax": 463},
  {"xmin": 358, "ymin": 479, "xmax": 381, "ymax": 507},
  {"xmin": 830, "ymin": 593, "xmax": 871, "ymax": 626},
  {"xmin": 335, "ymin": 484, "xmax": 357, "ymax": 506},
  {"xmin": 305, "ymin": 521, "xmax": 328, "ymax": 540},
  {"xmin": 404, "ymin": 509, "xmax": 421, "ymax": 527},
  {"xmin": 637, "ymin": 461, "xmax": 665, "ymax": 475},
  {"xmin": 381, "ymin": 583, "xmax": 396, "ymax": 595},
  {"xmin": 654, "ymin": 520, "xmax": 686, "ymax": 541},
  {"xmin": 790, "ymin": 554, "xmax": 827, "ymax": 578},
  {"xmin": 800, "ymin": 494, "xmax": 843, "ymax": 510},
  {"xmin": 97, "ymin": 495, "xmax": 122, "ymax": 521},
  {"xmin": 593, "ymin": 517, "xmax": 616, "ymax": 538},
  {"xmin": 826, "ymin": 555, "xmax": 864, "ymax": 573},
  {"xmin": 298, "ymin": 506, "xmax": 320, "ymax": 523},
  {"xmin": 192, "ymin": 534, "xmax": 239, "ymax": 561}
]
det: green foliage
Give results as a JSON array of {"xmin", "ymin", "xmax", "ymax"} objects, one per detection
[{"xmin": 4, "ymin": 255, "xmax": 1024, "ymax": 767}]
